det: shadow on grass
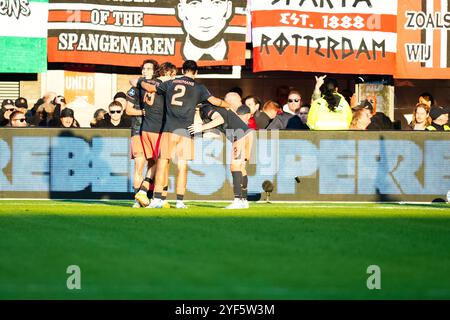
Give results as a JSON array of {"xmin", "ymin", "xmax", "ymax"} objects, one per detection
[{"xmin": 53, "ymin": 199, "xmax": 133, "ymax": 208}]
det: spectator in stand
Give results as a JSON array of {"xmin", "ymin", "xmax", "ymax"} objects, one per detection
[
  {"xmin": 9, "ymin": 111, "xmax": 28, "ymax": 128},
  {"xmin": 350, "ymin": 107, "xmax": 372, "ymax": 130},
  {"xmin": 409, "ymin": 103, "xmax": 431, "ymax": 130},
  {"xmin": 244, "ymin": 95, "xmax": 262, "ymax": 130},
  {"xmin": 228, "ymin": 86, "xmax": 243, "ymax": 98},
  {"xmin": 445, "ymin": 106, "xmax": 450, "ymax": 125},
  {"xmin": 0, "ymin": 99, "xmax": 16, "ymax": 126},
  {"xmin": 97, "ymin": 101, "xmax": 131, "ymax": 128},
  {"xmin": 307, "ymin": 77, "xmax": 352, "ymax": 130},
  {"xmin": 267, "ymin": 90, "xmax": 309, "ymax": 130},
  {"xmin": 340, "ymin": 89, "xmax": 354, "ymax": 106},
  {"xmin": 351, "ymin": 97, "xmax": 393, "ymax": 131},
  {"xmin": 418, "ymin": 92, "xmax": 435, "ymax": 109},
  {"xmin": 59, "ymin": 108, "xmax": 79, "ymax": 128},
  {"xmin": 224, "ymin": 91, "xmax": 242, "ymax": 112},
  {"xmin": 275, "ymin": 85, "xmax": 290, "ymax": 107},
  {"xmin": 90, "ymin": 108, "xmax": 107, "ymax": 128},
  {"xmin": 298, "ymin": 104, "xmax": 310, "ymax": 126},
  {"xmin": 30, "ymin": 92, "xmax": 57, "ymax": 126},
  {"xmin": 14, "ymin": 97, "xmax": 34, "ymax": 126},
  {"xmin": 14, "ymin": 97, "xmax": 29, "ymax": 114},
  {"xmin": 114, "ymin": 92, "xmax": 128, "ymax": 109},
  {"xmin": 254, "ymin": 100, "xmax": 280, "ymax": 129},
  {"xmin": 31, "ymin": 92, "xmax": 59, "ymax": 127},
  {"xmin": 50, "ymin": 95, "xmax": 67, "ymax": 126},
  {"xmin": 426, "ymin": 106, "xmax": 449, "ymax": 131},
  {"xmin": 282, "ymin": 90, "xmax": 302, "ymax": 115}
]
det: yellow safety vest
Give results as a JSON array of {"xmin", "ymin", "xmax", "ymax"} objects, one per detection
[
  {"xmin": 426, "ymin": 124, "xmax": 450, "ymax": 131},
  {"xmin": 307, "ymin": 93, "xmax": 352, "ymax": 130}
]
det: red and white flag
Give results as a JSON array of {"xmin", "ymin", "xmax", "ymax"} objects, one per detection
[
  {"xmin": 47, "ymin": 0, "xmax": 247, "ymax": 67},
  {"xmin": 251, "ymin": 0, "xmax": 398, "ymax": 74},
  {"xmin": 396, "ymin": 0, "xmax": 450, "ymax": 79}
]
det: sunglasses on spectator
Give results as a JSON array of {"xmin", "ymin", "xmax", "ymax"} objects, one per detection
[
  {"xmin": 110, "ymin": 110, "xmax": 122, "ymax": 114},
  {"xmin": 13, "ymin": 118, "xmax": 26, "ymax": 122},
  {"xmin": 299, "ymin": 112, "xmax": 308, "ymax": 115},
  {"xmin": 6, "ymin": 108, "xmax": 15, "ymax": 111},
  {"xmin": 288, "ymin": 99, "xmax": 301, "ymax": 103}
]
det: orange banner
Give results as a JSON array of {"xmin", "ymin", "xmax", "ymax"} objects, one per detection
[
  {"xmin": 48, "ymin": 0, "xmax": 247, "ymax": 67},
  {"xmin": 395, "ymin": 0, "xmax": 450, "ymax": 79},
  {"xmin": 251, "ymin": 0, "xmax": 397, "ymax": 74}
]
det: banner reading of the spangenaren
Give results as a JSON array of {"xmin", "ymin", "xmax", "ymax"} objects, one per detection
[
  {"xmin": 48, "ymin": 0, "xmax": 247, "ymax": 67},
  {"xmin": 251, "ymin": 0, "xmax": 397, "ymax": 74}
]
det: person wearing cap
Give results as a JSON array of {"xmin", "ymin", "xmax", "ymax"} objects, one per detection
[
  {"xmin": 0, "ymin": 99, "xmax": 16, "ymax": 127},
  {"xmin": 113, "ymin": 92, "xmax": 128, "ymax": 109},
  {"xmin": 14, "ymin": 97, "xmax": 34, "ymax": 125},
  {"xmin": 14, "ymin": 97, "xmax": 28, "ymax": 112},
  {"xmin": 351, "ymin": 98, "xmax": 394, "ymax": 131},
  {"xmin": 50, "ymin": 95, "xmax": 68, "ymax": 127},
  {"xmin": 426, "ymin": 106, "xmax": 449, "ymax": 131},
  {"xmin": 59, "ymin": 108, "xmax": 79, "ymax": 128},
  {"xmin": 32, "ymin": 92, "xmax": 57, "ymax": 126}
]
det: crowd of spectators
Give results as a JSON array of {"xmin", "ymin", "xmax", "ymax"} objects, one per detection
[{"xmin": 1, "ymin": 75, "xmax": 449, "ymax": 131}]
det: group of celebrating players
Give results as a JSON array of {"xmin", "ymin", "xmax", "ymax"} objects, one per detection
[{"xmin": 125, "ymin": 59, "xmax": 254, "ymax": 210}]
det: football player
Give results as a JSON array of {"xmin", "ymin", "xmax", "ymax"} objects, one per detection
[
  {"xmin": 141, "ymin": 60, "xmax": 231, "ymax": 209},
  {"xmin": 189, "ymin": 103, "xmax": 254, "ymax": 209}
]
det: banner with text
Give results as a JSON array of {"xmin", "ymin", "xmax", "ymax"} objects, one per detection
[
  {"xmin": 47, "ymin": 0, "xmax": 247, "ymax": 67},
  {"xmin": 251, "ymin": 0, "xmax": 398, "ymax": 74},
  {"xmin": 1, "ymin": 129, "xmax": 449, "ymax": 202},
  {"xmin": 395, "ymin": 0, "xmax": 450, "ymax": 79},
  {"xmin": 0, "ymin": 0, "xmax": 48, "ymax": 73}
]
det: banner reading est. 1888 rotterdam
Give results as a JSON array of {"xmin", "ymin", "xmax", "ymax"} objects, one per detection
[{"xmin": 251, "ymin": 0, "xmax": 398, "ymax": 75}]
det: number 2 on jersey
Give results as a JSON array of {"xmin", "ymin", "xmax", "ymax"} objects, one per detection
[{"xmin": 171, "ymin": 85, "xmax": 186, "ymax": 107}]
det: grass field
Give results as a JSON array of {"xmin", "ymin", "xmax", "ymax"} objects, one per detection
[{"xmin": 0, "ymin": 200, "xmax": 449, "ymax": 300}]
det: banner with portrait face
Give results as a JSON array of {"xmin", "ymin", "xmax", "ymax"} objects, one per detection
[
  {"xmin": 47, "ymin": 0, "xmax": 247, "ymax": 67},
  {"xmin": 251, "ymin": 0, "xmax": 398, "ymax": 74},
  {"xmin": 395, "ymin": 0, "xmax": 450, "ymax": 79}
]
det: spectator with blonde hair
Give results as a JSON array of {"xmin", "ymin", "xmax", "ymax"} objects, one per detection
[
  {"xmin": 409, "ymin": 103, "xmax": 431, "ymax": 130},
  {"xmin": 350, "ymin": 107, "xmax": 372, "ymax": 130}
]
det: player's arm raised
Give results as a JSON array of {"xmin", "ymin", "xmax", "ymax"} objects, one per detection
[
  {"xmin": 140, "ymin": 81, "xmax": 157, "ymax": 93},
  {"xmin": 125, "ymin": 100, "xmax": 145, "ymax": 117},
  {"xmin": 188, "ymin": 112, "xmax": 224, "ymax": 135},
  {"xmin": 129, "ymin": 78, "xmax": 138, "ymax": 87},
  {"xmin": 207, "ymin": 96, "xmax": 231, "ymax": 109}
]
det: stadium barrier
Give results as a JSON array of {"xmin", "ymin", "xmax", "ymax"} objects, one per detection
[{"xmin": 0, "ymin": 128, "xmax": 449, "ymax": 202}]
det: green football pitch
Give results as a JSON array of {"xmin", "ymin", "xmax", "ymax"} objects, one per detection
[{"xmin": 0, "ymin": 200, "xmax": 449, "ymax": 299}]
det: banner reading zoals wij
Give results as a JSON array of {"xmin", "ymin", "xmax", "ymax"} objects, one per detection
[
  {"xmin": 396, "ymin": 0, "xmax": 450, "ymax": 79},
  {"xmin": 47, "ymin": 0, "xmax": 247, "ymax": 67},
  {"xmin": 250, "ymin": 0, "xmax": 398, "ymax": 74}
]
